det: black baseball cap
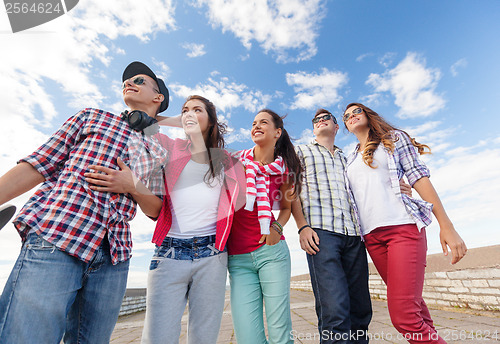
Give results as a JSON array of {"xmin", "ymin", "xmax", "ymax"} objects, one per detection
[{"xmin": 122, "ymin": 61, "xmax": 169, "ymax": 113}]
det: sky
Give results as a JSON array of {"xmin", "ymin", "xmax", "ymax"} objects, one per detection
[{"xmin": 0, "ymin": 0, "xmax": 499, "ymax": 290}]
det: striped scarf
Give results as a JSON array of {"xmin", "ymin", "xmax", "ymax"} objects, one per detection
[{"xmin": 239, "ymin": 148, "xmax": 286, "ymax": 234}]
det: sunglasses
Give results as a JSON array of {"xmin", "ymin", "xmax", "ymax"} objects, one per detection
[
  {"xmin": 312, "ymin": 113, "xmax": 337, "ymax": 124},
  {"xmin": 343, "ymin": 107, "xmax": 363, "ymax": 122},
  {"xmin": 122, "ymin": 76, "xmax": 160, "ymax": 93}
]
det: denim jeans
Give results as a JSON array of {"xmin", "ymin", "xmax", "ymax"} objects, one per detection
[
  {"xmin": 142, "ymin": 235, "xmax": 228, "ymax": 344},
  {"xmin": 228, "ymin": 240, "xmax": 293, "ymax": 344},
  {"xmin": 307, "ymin": 229, "xmax": 372, "ymax": 344},
  {"xmin": 0, "ymin": 232, "xmax": 129, "ymax": 344}
]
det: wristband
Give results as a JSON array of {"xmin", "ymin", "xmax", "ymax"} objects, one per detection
[
  {"xmin": 272, "ymin": 221, "xmax": 283, "ymax": 232},
  {"xmin": 271, "ymin": 222, "xmax": 283, "ymax": 236},
  {"xmin": 298, "ymin": 225, "xmax": 310, "ymax": 234}
]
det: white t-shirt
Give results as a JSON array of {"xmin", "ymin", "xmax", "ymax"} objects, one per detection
[
  {"xmin": 347, "ymin": 145, "xmax": 414, "ymax": 235},
  {"xmin": 167, "ymin": 159, "xmax": 223, "ymax": 238}
]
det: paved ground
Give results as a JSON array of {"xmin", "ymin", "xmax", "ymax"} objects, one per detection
[{"xmin": 111, "ymin": 284, "xmax": 500, "ymax": 344}]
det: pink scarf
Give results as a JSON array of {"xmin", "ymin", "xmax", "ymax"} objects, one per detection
[{"xmin": 239, "ymin": 148, "xmax": 286, "ymax": 234}]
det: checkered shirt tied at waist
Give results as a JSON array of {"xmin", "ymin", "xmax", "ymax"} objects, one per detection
[
  {"xmin": 14, "ymin": 108, "xmax": 168, "ymax": 264},
  {"xmin": 296, "ymin": 142, "xmax": 361, "ymax": 236},
  {"xmin": 346, "ymin": 130, "xmax": 433, "ymax": 231}
]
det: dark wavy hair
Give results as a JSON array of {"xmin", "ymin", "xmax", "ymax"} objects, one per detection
[
  {"xmin": 257, "ymin": 109, "xmax": 302, "ymax": 197},
  {"xmin": 183, "ymin": 95, "xmax": 228, "ymax": 184},
  {"xmin": 343, "ymin": 102, "xmax": 431, "ymax": 168}
]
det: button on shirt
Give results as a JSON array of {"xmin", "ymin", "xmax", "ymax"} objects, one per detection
[
  {"xmin": 14, "ymin": 108, "xmax": 167, "ymax": 264},
  {"xmin": 296, "ymin": 142, "xmax": 360, "ymax": 236}
]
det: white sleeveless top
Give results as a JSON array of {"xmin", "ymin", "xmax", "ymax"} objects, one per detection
[{"xmin": 167, "ymin": 159, "xmax": 223, "ymax": 238}]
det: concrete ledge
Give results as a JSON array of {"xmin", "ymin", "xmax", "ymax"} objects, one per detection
[
  {"xmin": 292, "ymin": 245, "xmax": 500, "ymax": 313},
  {"xmin": 119, "ymin": 288, "xmax": 147, "ymax": 317},
  {"xmin": 367, "ymin": 245, "xmax": 500, "ymax": 312}
]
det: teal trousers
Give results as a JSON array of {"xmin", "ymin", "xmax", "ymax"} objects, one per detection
[{"xmin": 228, "ymin": 240, "xmax": 294, "ymax": 344}]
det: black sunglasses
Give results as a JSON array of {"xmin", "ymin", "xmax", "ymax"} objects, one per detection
[
  {"xmin": 122, "ymin": 76, "xmax": 160, "ymax": 93},
  {"xmin": 312, "ymin": 113, "xmax": 337, "ymax": 124},
  {"xmin": 343, "ymin": 107, "xmax": 363, "ymax": 122}
]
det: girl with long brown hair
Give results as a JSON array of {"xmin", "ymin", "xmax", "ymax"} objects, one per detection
[
  {"xmin": 227, "ymin": 109, "xmax": 301, "ymax": 344},
  {"xmin": 343, "ymin": 102, "xmax": 466, "ymax": 344},
  {"xmin": 141, "ymin": 95, "xmax": 246, "ymax": 344}
]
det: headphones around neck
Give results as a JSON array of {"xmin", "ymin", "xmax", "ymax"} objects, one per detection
[{"xmin": 121, "ymin": 110, "xmax": 159, "ymax": 136}]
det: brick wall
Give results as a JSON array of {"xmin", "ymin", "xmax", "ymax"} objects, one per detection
[
  {"xmin": 369, "ymin": 266, "xmax": 500, "ymax": 311},
  {"xmin": 119, "ymin": 288, "xmax": 147, "ymax": 317},
  {"xmin": 369, "ymin": 245, "xmax": 500, "ymax": 312},
  {"xmin": 291, "ymin": 245, "xmax": 500, "ymax": 313}
]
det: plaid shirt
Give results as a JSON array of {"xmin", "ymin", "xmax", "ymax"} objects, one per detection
[
  {"xmin": 14, "ymin": 108, "xmax": 167, "ymax": 264},
  {"xmin": 296, "ymin": 142, "xmax": 360, "ymax": 236},
  {"xmin": 346, "ymin": 130, "xmax": 433, "ymax": 231}
]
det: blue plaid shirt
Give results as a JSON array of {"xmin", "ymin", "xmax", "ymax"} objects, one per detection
[
  {"xmin": 296, "ymin": 142, "xmax": 360, "ymax": 236},
  {"xmin": 346, "ymin": 130, "xmax": 433, "ymax": 231}
]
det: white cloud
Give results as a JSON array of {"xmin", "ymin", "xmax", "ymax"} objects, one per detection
[
  {"xmin": 286, "ymin": 68, "xmax": 348, "ymax": 110},
  {"xmin": 152, "ymin": 58, "xmax": 172, "ymax": 80},
  {"xmin": 450, "ymin": 58, "xmax": 468, "ymax": 77},
  {"xmin": 366, "ymin": 52, "xmax": 445, "ymax": 119},
  {"xmin": 424, "ymin": 146, "xmax": 500, "ymax": 251},
  {"xmin": 295, "ymin": 128, "xmax": 314, "ymax": 145},
  {"xmin": 226, "ymin": 127, "xmax": 252, "ymax": 144},
  {"xmin": 0, "ymin": 0, "xmax": 176, "ymax": 115},
  {"xmin": 126, "ymin": 268, "xmax": 150, "ymax": 288},
  {"xmin": 239, "ymin": 53, "xmax": 251, "ymax": 61},
  {"xmin": 340, "ymin": 140, "xmax": 358, "ymax": 156},
  {"xmin": 401, "ymin": 121, "xmax": 456, "ymax": 154},
  {"xmin": 181, "ymin": 42, "xmax": 207, "ymax": 58},
  {"xmin": 169, "ymin": 75, "xmax": 273, "ymax": 113},
  {"xmin": 359, "ymin": 93, "xmax": 385, "ymax": 108},
  {"xmin": 0, "ymin": 0, "xmax": 177, "ymax": 158},
  {"xmin": 356, "ymin": 52, "xmax": 373, "ymax": 62},
  {"xmin": 194, "ymin": 0, "xmax": 326, "ymax": 63},
  {"xmin": 70, "ymin": 0, "xmax": 176, "ymax": 43},
  {"xmin": 403, "ymin": 121, "xmax": 442, "ymax": 136},
  {"xmin": 378, "ymin": 52, "xmax": 396, "ymax": 67}
]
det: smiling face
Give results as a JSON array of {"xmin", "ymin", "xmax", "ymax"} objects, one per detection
[
  {"xmin": 122, "ymin": 74, "xmax": 160, "ymax": 106},
  {"xmin": 181, "ymin": 99, "xmax": 210, "ymax": 138},
  {"xmin": 344, "ymin": 105, "xmax": 368, "ymax": 133},
  {"xmin": 122, "ymin": 74, "xmax": 162, "ymax": 114},
  {"xmin": 251, "ymin": 111, "xmax": 281, "ymax": 146},
  {"xmin": 312, "ymin": 112, "xmax": 339, "ymax": 137}
]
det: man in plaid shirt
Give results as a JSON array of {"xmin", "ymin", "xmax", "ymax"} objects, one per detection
[
  {"xmin": 0, "ymin": 61, "xmax": 168, "ymax": 343},
  {"xmin": 291, "ymin": 108, "xmax": 372, "ymax": 344}
]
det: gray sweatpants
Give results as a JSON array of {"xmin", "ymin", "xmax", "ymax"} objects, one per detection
[{"xmin": 141, "ymin": 252, "xmax": 228, "ymax": 344}]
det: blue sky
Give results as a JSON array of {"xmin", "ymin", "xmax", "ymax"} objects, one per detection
[{"xmin": 1, "ymin": 0, "xmax": 499, "ymax": 289}]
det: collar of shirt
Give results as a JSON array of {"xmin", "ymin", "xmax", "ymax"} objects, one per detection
[{"xmin": 312, "ymin": 140, "xmax": 342, "ymax": 154}]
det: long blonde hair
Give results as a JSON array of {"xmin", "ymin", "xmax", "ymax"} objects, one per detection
[{"xmin": 344, "ymin": 102, "xmax": 431, "ymax": 168}]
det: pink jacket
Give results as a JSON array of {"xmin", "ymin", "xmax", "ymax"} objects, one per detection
[{"xmin": 152, "ymin": 134, "xmax": 246, "ymax": 251}]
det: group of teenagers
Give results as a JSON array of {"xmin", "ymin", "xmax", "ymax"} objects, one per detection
[{"xmin": 0, "ymin": 61, "xmax": 467, "ymax": 344}]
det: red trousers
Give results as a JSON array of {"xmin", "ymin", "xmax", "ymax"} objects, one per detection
[{"xmin": 364, "ymin": 224, "xmax": 446, "ymax": 344}]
